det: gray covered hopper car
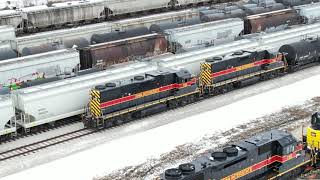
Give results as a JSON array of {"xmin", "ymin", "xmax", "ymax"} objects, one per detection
[
  {"xmin": 0, "ymin": 49, "xmax": 79, "ymax": 87},
  {"xmin": 164, "ymin": 18, "xmax": 244, "ymax": 53}
]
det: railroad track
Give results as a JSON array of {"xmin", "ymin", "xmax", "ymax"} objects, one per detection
[{"xmin": 0, "ymin": 128, "xmax": 95, "ymax": 162}]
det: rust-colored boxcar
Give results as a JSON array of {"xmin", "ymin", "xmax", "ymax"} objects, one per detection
[
  {"xmin": 79, "ymin": 33, "xmax": 167, "ymax": 70},
  {"xmin": 244, "ymin": 9, "xmax": 299, "ymax": 34}
]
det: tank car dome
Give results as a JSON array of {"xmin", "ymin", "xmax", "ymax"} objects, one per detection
[
  {"xmin": 95, "ymin": 85, "xmax": 105, "ymax": 90},
  {"xmin": 211, "ymin": 151, "xmax": 228, "ymax": 161},
  {"xmin": 134, "ymin": 75, "xmax": 145, "ymax": 81},
  {"xmin": 0, "ymin": 48, "xmax": 17, "ymax": 60},
  {"xmin": 223, "ymin": 146, "xmax": 238, "ymax": 157},
  {"xmin": 165, "ymin": 168, "xmax": 182, "ymax": 179},
  {"xmin": 105, "ymin": 82, "xmax": 116, "ymax": 88},
  {"xmin": 178, "ymin": 163, "xmax": 195, "ymax": 175}
]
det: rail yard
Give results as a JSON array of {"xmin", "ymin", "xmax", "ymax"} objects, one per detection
[{"xmin": 1, "ymin": 0, "xmax": 320, "ymax": 179}]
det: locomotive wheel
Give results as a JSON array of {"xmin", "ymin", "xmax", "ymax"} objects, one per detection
[{"xmin": 104, "ymin": 120, "xmax": 113, "ymax": 129}]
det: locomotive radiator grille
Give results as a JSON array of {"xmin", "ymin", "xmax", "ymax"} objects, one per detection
[
  {"xmin": 90, "ymin": 90, "xmax": 101, "ymax": 117},
  {"xmin": 200, "ymin": 62, "xmax": 212, "ymax": 86}
]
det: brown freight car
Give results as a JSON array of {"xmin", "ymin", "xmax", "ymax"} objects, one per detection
[
  {"xmin": 244, "ymin": 8, "xmax": 300, "ymax": 34},
  {"xmin": 79, "ymin": 33, "xmax": 167, "ymax": 70}
]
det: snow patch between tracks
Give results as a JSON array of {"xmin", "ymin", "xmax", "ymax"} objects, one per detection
[{"xmin": 3, "ymin": 73, "xmax": 320, "ymax": 180}]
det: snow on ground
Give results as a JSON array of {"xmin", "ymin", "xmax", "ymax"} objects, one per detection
[{"xmin": 2, "ymin": 71, "xmax": 320, "ymax": 180}]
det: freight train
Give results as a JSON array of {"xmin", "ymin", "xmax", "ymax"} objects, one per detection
[
  {"xmin": 161, "ymin": 112, "xmax": 320, "ymax": 180},
  {"xmin": 0, "ymin": 0, "xmax": 224, "ymax": 33},
  {"xmin": 83, "ymin": 37, "xmax": 320, "ymax": 128},
  {"xmin": 4, "ymin": 1, "xmax": 319, "ymax": 71},
  {"xmin": 0, "ymin": 25, "xmax": 318, "ymax": 139},
  {"xmin": 0, "ymin": 18, "xmax": 243, "ymax": 88},
  {"xmin": 6, "ymin": 1, "xmax": 320, "ymax": 76},
  {"xmin": 0, "ymin": 0, "xmax": 318, "ymax": 34}
]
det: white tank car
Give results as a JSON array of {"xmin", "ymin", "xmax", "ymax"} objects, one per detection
[
  {"xmin": 0, "ymin": 49, "xmax": 79, "ymax": 87},
  {"xmin": 0, "ymin": 10, "xmax": 23, "ymax": 31},
  {"xmin": 164, "ymin": 18, "xmax": 244, "ymax": 53},
  {"xmin": 294, "ymin": 2, "xmax": 320, "ymax": 24},
  {"xmin": 21, "ymin": 2, "xmax": 105, "ymax": 30},
  {"xmin": 0, "ymin": 95, "xmax": 16, "ymax": 136},
  {"xmin": 158, "ymin": 22, "xmax": 320, "ymax": 75},
  {"xmin": 11, "ymin": 62, "xmax": 157, "ymax": 131}
]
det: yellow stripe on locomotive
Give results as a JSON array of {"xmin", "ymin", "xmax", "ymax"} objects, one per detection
[
  {"xmin": 90, "ymin": 89, "xmax": 101, "ymax": 117},
  {"xmin": 200, "ymin": 62, "xmax": 212, "ymax": 86}
]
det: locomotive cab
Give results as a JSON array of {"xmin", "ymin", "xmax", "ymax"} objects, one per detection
[{"xmin": 307, "ymin": 112, "xmax": 320, "ymax": 150}]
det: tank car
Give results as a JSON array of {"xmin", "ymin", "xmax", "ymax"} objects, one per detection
[
  {"xmin": 149, "ymin": 17, "xmax": 201, "ymax": 33},
  {"xmin": 164, "ymin": 18, "xmax": 244, "ymax": 53},
  {"xmin": 200, "ymin": 9, "xmax": 246, "ymax": 22},
  {"xmin": 83, "ymin": 68, "xmax": 198, "ymax": 128},
  {"xmin": 244, "ymin": 9, "xmax": 299, "ymax": 34},
  {"xmin": 80, "ymin": 33, "xmax": 167, "ymax": 69},
  {"xmin": 161, "ymin": 129, "xmax": 306, "ymax": 180},
  {"xmin": 276, "ymin": 0, "xmax": 316, "ymax": 6},
  {"xmin": 21, "ymin": 43, "xmax": 60, "ymax": 56},
  {"xmin": 279, "ymin": 37, "xmax": 320, "ymax": 71}
]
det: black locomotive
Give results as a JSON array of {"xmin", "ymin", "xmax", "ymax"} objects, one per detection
[
  {"xmin": 161, "ymin": 129, "xmax": 306, "ymax": 180},
  {"xmin": 83, "ymin": 37, "xmax": 320, "ymax": 129},
  {"xmin": 84, "ymin": 68, "xmax": 198, "ymax": 128}
]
